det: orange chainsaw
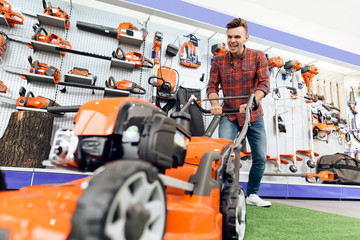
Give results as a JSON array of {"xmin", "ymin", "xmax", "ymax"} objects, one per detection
[
  {"xmin": 105, "ymin": 76, "xmax": 146, "ymax": 95},
  {"xmin": 0, "ymin": 87, "xmax": 64, "ymax": 115},
  {"xmin": 112, "ymin": 47, "xmax": 154, "ymax": 68},
  {"xmin": 23, "ymin": 56, "xmax": 61, "ymax": 83},
  {"xmin": 0, "ymin": 0, "xmax": 24, "ymax": 27},
  {"xmin": 42, "ymin": 0, "xmax": 70, "ymax": 29},
  {"xmin": 28, "ymin": 24, "xmax": 71, "ymax": 55}
]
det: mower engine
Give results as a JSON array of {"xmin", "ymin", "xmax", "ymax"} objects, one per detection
[{"xmin": 49, "ymin": 97, "xmax": 190, "ymax": 172}]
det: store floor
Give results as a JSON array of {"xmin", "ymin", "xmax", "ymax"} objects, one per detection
[{"xmin": 267, "ymin": 198, "xmax": 360, "ymax": 219}]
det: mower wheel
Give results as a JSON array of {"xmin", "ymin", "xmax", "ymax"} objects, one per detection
[
  {"xmin": 221, "ymin": 184, "xmax": 246, "ymax": 240},
  {"xmin": 289, "ymin": 165, "xmax": 298, "ymax": 173},
  {"xmin": 307, "ymin": 160, "xmax": 316, "ymax": 168},
  {"xmin": 68, "ymin": 160, "xmax": 166, "ymax": 240}
]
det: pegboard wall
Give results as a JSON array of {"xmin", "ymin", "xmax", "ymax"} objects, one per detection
[{"xmin": 1, "ymin": 0, "xmax": 359, "ymax": 184}]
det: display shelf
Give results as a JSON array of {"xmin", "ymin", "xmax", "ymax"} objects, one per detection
[
  {"xmin": 2, "ymin": 166, "xmax": 360, "ymax": 200},
  {"xmin": 37, "ymin": 13, "xmax": 67, "ymax": 29},
  {"xmin": 240, "ymin": 181, "xmax": 360, "ymax": 200},
  {"xmin": 110, "ymin": 58, "xmax": 136, "ymax": 70},
  {"xmin": 64, "ymin": 73, "xmax": 95, "ymax": 85},
  {"xmin": 118, "ymin": 34, "xmax": 144, "ymax": 47},
  {"xmin": 1, "ymin": 167, "xmax": 90, "ymax": 189},
  {"xmin": 0, "ymin": 15, "xmax": 9, "ymax": 27}
]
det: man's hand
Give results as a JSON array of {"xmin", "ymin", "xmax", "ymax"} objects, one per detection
[
  {"xmin": 210, "ymin": 105, "xmax": 223, "ymax": 115},
  {"xmin": 239, "ymin": 96, "xmax": 258, "ymax": 113},
  {"xmin": 239, "ymin": 103, "xmax": 247, "ymax": 113}
]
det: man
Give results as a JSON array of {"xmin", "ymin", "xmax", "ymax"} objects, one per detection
[{"xmin": 206, "ymin": 17, "xmax": 271, "ymax": 207}]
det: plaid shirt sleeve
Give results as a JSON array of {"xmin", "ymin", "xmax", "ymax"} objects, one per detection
[
  {"xmin": 255, "ymin": 51, "xmax": 270, "ymax": 96},
  {"xmin": 206, "ymin": 56, "xmax": 221, "ymax": 96}
]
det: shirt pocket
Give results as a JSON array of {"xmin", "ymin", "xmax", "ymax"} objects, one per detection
[{"xmin": 241, "ymin": 66, "xmax": 256, "ymax": 82}]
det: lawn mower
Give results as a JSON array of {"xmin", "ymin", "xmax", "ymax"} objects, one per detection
[{"xmin": 0, "ymin": 94, "xmax": 253, "ymax": 240}]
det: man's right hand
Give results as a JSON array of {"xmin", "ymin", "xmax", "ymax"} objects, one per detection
[{"xmin": 210, "ymin": 105, "xmax": 223, "ymax": 115}]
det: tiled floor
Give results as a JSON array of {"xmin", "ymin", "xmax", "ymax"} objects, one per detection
[{"xmin": 267, "ymin": 198, "xmax": 360, "ymax": 219}]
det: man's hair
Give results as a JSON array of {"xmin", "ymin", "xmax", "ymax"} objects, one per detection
[{"xmin": 226, "ymin": 18, "xmax": 248, "ymax": 34}]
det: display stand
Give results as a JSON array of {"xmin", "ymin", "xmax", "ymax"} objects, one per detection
[
  {"xmin": 37, "ymin": 13, "xmax": 67, "ymax": 29},
  {"xmin": 110, "ymin": 58, "xmax": 135, "ymax": 70},
  {"xmin": 118, "ymin": 34, "xmax": 143, "ymax": 47},
  {"xmin": 32, "ymin": 41, "xmax": 66, "ymax": 55},
  {"xmin": 64, "ymin": 73, "xmax": 94, "ymax": 85}
]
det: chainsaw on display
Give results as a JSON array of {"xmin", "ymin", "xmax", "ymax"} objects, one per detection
[
  {"xmin": 105, "ymin": 76, "xmax": 146, "ymax": 95},
  {"xmin": 112, "ymin": 47, "xmax": 154, "ymax": 68},
  {"xmin": 0, "ymin": 87, "xmax": 68, "ymax": 115},
  {"xmin": 42, "ymin": 0, "xmax": 70, "ymax": 29},
  {"xmin": 28, "ymin": 24, "xmax": 71, "ymax": 55},
  {"xmin": 3, "ymin": 56, "xmax": 61, "ymax": 84},
  {"xmin": 0, "ymin": 0, "xmax": 24, "ymax": 27},
  {"xmin": 60, "ymin": 67, "xmax": 97, "ymax": 94},
  {"xmin": 76, "ymin": 20, "xmax": 148, "ymax": 40}
]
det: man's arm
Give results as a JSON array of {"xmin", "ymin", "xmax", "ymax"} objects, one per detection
[{"xmin": 207, "ymin": 57, "xmax": 222, "ymax": 115}]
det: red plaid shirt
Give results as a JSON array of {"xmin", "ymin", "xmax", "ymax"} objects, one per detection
[{"xmin": 207, "ymin": 47, "xmax": 270, "ymax": 126}]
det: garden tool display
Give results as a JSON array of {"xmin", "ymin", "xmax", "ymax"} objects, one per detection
[
  {"xmin": 21, "ymin": 24, "xmax": 71, "ymax": 55},
  {"xmin": 77, "ymin": 20, "xmax": 148, "ymax": 40},
  {"xmin": 0, "ymin": 31, "xmax": 8, "ymax": 56},
  {"xmin": 0, "ymin": 87, "xmax": 64, "ymax": 115},
  {"xmin": 105, "ymin": 76, "xmax": 146, "ymax": 95},
  {"xmin": 180, "ymin": 34, "xmax": 201, "ymax": 68},
  {"xmin": 0, "ymin": 0, "xmax": 24, "ymax": 27},
  {"xmin": 148, "ymin": 66, "xmax": 180, "ymax": 113},
  {"xmin": 61, "ymin": 67, "xmax": 97, "ymax": 94},
  {"xmin": 112, "ymin": 47, "xmax": 154, "ymax": 68},
  {"xmin": 301, "ymin": 64, "xmax": 318, "ymax": 97},
  {"xmin": 3, "ymin": 56, "xmax": 61, "ymax": 84},
  {"xmin": 151, "ymin": 31, "xmax": 163, "ymax": 103},
  {"xmin": 42, "ymin": 0, "xmax": 70, "ymax": 29},
  {"xmin": 210, "ymin": 43, "xmax": 226, "ymax": 64}
]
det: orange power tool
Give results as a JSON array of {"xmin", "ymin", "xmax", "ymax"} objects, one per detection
[
  {"xmin": 28, "ymin": 25, "xmax": 72, "ymax": 55},
  {"xmin": 112, "ymin": 47, "xmax": 154, "ymax": 68},
  {"xmin": 21, "ymin": 56, "xmax": 61, "ymax": 83},
  {"xmin": 301, "ymin": 64, "xmax": 318, "ymax": 95},
  {"xmin": 42, "ymin": 0, "xmax": 70, "ymax": 29},
  {"xmin": 268, "ymin": 56, "xmax": 284, "ymax": 69},
  {"xmin": 0, "ymin": 0, "xmax": 24, "ymax": 27},
  {"xmin": 76, "ymin": 21, "xmax": 148, "ymax": 40},
  {"xmin": 0, "ymin": 81, "xmax": 7, "ymax": 93},
  {"xmin": 0, "ymin": 31, "xmax": 7, "ymax": 56}
]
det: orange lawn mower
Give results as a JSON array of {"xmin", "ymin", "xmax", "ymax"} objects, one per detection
[{"xmin": 0, "ymin": 95, "xmax": 334, "ymax": 240}]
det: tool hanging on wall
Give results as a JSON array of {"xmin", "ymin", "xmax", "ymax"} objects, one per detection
[
  {"xmin": 301, "ymin": 64, "xmax": 318, "ymax": 97},
  {"xmin": 26, "ymin": 56, "xmax": 60, "ymax": 83},
  {"xmin": 0, "ymin": 0, "xmax": 24, "ymax": 27},
  {"xmin": 27, "ymin": 24, "xmax": 71, "ymax": 55},
  {"xmin": 148, "ymin": 66, "xmax": 180, "ymax": 113},
  {"xmin": 210, "ymin": 43, "xmax": 226, "ymax": 64},
  {"xmin": 180, "ymin": 34, "xmax": 201, "ymax": 68},
  {"xmin": 268, "ymin": 56, "xmax": 284, "ymax": 71},
  {"xmin": 60, "ymin": 67, "xmax": 97, "ymax": 94},
  {"xmin": 76, "ymin": 21, "xmax": 148, "ymax": 40},
  {"xmin": 282, "ymin": 59, "xmax": 301, "ymax": 82},
  {"xmin": 105, "ymin": 76, "xmax": 146, "ymax": 95},
  {"xmin": 0, "ymin": 87, "xmax": 65, "ymax": 115},
  {"xmin": 3, "ymin": 56, "xmax": 61, "ymax": 84},
  {"xmin": 112, "ymin": 47, "xmax": 154, "ymax": 68},
  {"xmin": 0, "ymin": 31, "xmax": 8, "ymax": 56},
  {"xmin": 0, "ymin": 80, "xmax": 7, "ymax": 93},
  {"xmin": 151, "ymin": 31, "xmax": 163, "ymax": 103},
  {"xmin": 42, "ymin": 0, "xmax": 70, "ymax": 29},
  {"xmin": 316, "ymin": 78, "xmax": 325, "ymax": 101},
  {"xmin": 348, "ymin": 87, "xmax": 357, "ymax": 115}
]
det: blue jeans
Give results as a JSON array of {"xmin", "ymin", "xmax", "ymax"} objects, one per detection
[{"xmin": 219, "ymin": 116, "xmax": 267, "ymax": 195}]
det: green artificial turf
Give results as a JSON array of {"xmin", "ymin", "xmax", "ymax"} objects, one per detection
[{"xmin": 245, "ymin": 202, "xmax": 360, "ymax": 240}]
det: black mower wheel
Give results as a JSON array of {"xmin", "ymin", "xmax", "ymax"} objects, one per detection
[
  {"xmin": 289, "ymin": 165, "xmax": 298, "ymax": 173},
  {"xmin": 221, "ymin": 184, "xmax": 246, "ymax": 240},
  {"xmin": 68, "ymin": 160, "xmax": 166, "ymax": 240},
  {"xmin": 307, "ymin": 160, "xmax": 316, "ymax": 168}
]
